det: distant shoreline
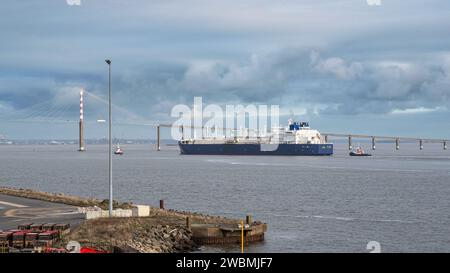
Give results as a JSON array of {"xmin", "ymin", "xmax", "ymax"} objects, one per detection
[{"xmin": 0, "ymin": 139, "xmax": 177, "ymax": 145}]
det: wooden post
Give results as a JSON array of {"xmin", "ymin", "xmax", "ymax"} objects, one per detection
[
  {"xmin": 444, "ymin": 141, "xmax": 447, "ymax": 150},
  {"xmin": 159, "ymin": 199, "xmax": 164, "ymax": 210},
  {"xmin": 395, "ymin": 138, "xmax": 399, "ymax": 150},
  {"xmin": 372, "ymin": 137, "xmax": 376, "ymax": 150},
  {"xmin": 186, "ymin": 217, "xmax": 191, "ymax": 230},
  {"xmin": 419, "ymin": 139, "xmax": 423, "ymax": 150},
  {"xmin": 348, "ymin": 135, "xmax": 352, "ymax": 150}
]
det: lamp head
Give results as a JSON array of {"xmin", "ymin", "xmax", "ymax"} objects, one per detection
[{"xmin": 105, "ymin": 59, "xmax": 111, "ymax": 65}]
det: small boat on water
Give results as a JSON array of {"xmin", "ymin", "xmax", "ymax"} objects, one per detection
[
  {"xmin": 349, "ymin": 146, "xmax": 371, "ymax": 157},
  {"xmin": 114, "ymin": 143, "xmax": 124, "ymax": 155}
]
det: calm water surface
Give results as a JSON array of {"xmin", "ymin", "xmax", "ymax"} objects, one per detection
[{"xmin": 1, "ymin": 143, "xmax": 449, "ymax": 252}]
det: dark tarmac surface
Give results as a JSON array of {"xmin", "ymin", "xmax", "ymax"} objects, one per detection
[{"xmin": 0, "ymin": 194, "xmax": 84, "ymax": 231}]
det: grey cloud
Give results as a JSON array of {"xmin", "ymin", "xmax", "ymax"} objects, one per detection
[
  {"xmin": 1, "ymin": 0, "xmax": 450, "ymax": 138},
  {"xmin": 92, "ymin": 48, "xmax": 450, "ymax": 120},
  {"xmin": 2, "ymin": 48, "xmax": 449, "ymax": 122}
]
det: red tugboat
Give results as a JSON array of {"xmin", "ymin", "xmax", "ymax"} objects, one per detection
[
  {"xmin": 349, "ymin": 146, "xmax": 372, "ymax": 156},
  {"xmin": 114, "ymin": 143, "xmax": 124, "ymax": 155}
]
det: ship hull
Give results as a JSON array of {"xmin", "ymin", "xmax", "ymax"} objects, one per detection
[{"xmin": 179, "ymin": 143, "xmax": 333, "ymax": 156}]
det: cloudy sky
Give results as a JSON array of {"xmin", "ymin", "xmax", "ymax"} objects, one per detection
[{"xmin": 0, "ymin": 0, "xmax": 449, "ymax": 139}]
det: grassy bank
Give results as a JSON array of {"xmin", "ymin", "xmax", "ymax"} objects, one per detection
[{"xmin": 0, "ymin": 186, "xmax": 134, "ymax": 209}]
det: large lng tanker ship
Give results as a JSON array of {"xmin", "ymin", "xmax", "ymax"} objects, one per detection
[{"xmin": 179, "ymin": 120, "xmax": 333, "ymax": 156}]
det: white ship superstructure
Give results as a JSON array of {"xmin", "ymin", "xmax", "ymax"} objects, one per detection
[{"xmin": 181, "ymin": 119, "xmax": 327, "ymax": 145}]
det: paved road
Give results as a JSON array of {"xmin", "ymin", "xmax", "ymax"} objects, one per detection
[{"xmin": 0, "ymin": 194, "xmax": 84, "ymax": 231}]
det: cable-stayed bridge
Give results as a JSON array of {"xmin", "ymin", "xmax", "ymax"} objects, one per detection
[{"xmin": 1, "ymin": 89, "xmax": 448, "ymax": 151}]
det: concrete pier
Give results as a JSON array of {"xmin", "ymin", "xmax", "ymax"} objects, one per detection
[
  {"xmin": 0, "ymin": 193, "xmax": 84, "ymax": 231},
  {"xmin": 191, "ymin": 221, "xmax": 266, "ymax": 245},
  {"xmin": 0, "ymin": 188, "xmax": 267, "ymax": 252},
  {"xmin": 78, "ymin": 120, "xmax": 85, "ymax": 151},
  {"xmin": 156, "ymin": 125, "xmax": 161, "ymax": 151}
]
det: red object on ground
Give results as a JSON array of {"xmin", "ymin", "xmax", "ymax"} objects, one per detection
[
  {"xmin": 80, "ymin": 247, "xmax": 107, "ymax": 253},
  {"xmin": 43, "ymin": 247, "xmax": 67, "ymax": 253}
]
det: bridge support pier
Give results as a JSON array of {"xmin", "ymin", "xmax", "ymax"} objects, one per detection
[
  {"xmin": 348, "ymin": 136, "xmax": 352, "ymax": 150},
  {"xmin": 372, "ymin": 137, "xmax": 376, "ymax": 150},
  {"xmin": 78, "ymin": 89, "xmax": 85, "ymax": 152},
  {"xmin": 157, "ymin": 125, "xmax": 161, "ymax": 151},
  {"xmin": 78, "ymin": 120, "xmax": 85, "ymax": 152},
  {"xmin": 395, "ymin": 138, "xmax": 399, "ymax": 150}
]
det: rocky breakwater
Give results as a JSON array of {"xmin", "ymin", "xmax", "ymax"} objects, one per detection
[
  {"xmin": 127, "ymin": 225, "xmax": 195, "ymax": 253},
  {"xmin": 0, "ymin": 186, "xmax": 133, "ymax": 209},
  {"xmin": 1, "ymin": 187, "xmax": 267, "ymax": 252},
  {"xmin": 60, "ymin": 217, "xmax": 198, "ymax": 253}
]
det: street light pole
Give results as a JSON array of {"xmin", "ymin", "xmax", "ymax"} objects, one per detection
[{"xmin": 105, "ymin": 59, "xmax": 113, "ymax": 217}]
